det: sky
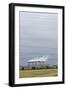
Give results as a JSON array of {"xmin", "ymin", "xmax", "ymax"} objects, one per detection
[{"xmin": 19, "ymin": 11, "xmax": 58, "ymax": 67}]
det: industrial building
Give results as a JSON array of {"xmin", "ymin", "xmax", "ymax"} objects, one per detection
[{"xmin": 27, "ymin": 56, "xmax": 48, "ymax": 69}]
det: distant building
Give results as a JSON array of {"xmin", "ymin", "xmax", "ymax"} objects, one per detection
[{"xmin": 27, "ymin": 56, "xmax": 48, "ymax": 69}]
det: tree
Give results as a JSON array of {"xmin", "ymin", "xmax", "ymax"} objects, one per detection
[{"xmin": 21, "ymin": 67, "xmax": 24, "ymax": 70}]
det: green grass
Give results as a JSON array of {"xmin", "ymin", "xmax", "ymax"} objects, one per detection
[{"xmin": 19, "ymin": 69, "xmax": 58, "ymax": 78}]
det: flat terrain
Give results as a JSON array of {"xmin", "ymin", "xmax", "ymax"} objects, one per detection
[{"xmin": 19, "ymin": 69, "xmax": 58, "ymax": 78}]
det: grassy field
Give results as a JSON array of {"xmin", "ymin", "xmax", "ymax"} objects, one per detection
[{"xmin": 19, "ymin": 69, "xmax": 58, "ymax": 78}]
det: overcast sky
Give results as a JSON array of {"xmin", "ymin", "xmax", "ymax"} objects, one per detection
[{"xmin": 19, "ymin": 11, "xmax": 58, "ymax": 67}]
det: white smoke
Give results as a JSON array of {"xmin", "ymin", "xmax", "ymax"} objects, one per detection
[{"xmin": 28, "ymin": 56, "xmax": 48, "ymax": 62}]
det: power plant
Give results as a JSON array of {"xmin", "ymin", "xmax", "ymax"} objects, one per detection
[{"xmin": 27, "ymin": 56, "xmax": 48, "ymax": 69}]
